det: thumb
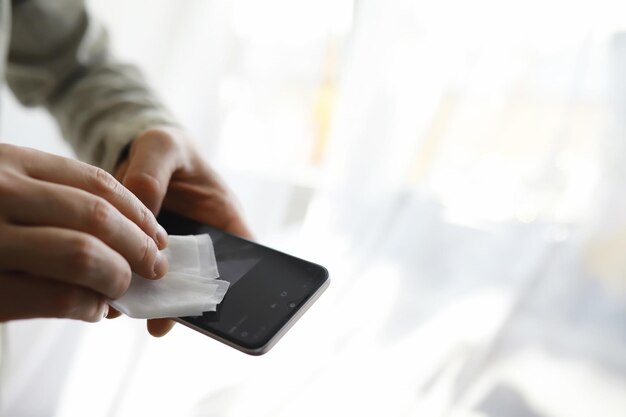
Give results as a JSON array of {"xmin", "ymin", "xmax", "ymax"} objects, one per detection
[{"xmin": 122, "ymin": 133, "xmax": 179, "ymax": 214}]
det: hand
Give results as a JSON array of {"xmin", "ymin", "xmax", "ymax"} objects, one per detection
[
  {"xmin": 0, "ymin": 144, "xmax": 168, "ymax": 323},
  {"xmin": 114, "ymin": 126, "xmax": 252, "ymax": 336}
]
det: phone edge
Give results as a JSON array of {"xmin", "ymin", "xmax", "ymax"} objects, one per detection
[{"xmin": 174, "ymin": 275, "xmax": 330, "ymax": 356}]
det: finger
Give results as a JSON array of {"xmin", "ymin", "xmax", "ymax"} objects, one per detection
[
  {"xmin": 122, "ymin": 132, "xmax": 180, "ymax": 215},
  {"xmin": 163, "ymin": 182, "xmax": 254, "ymax": 239},
  {"xmin": 0, "ymin": 272, "xmax": 108, "ymax": 323},
  {"xmin": 165, "ymin": 196, "xmax": 253, "ymax": 239},
  {"xmin": 147, "ymin": 318, "xmax": 176, "ymax": 337},
  {"xmin": 3, "ymin": 178, "xmax": 168, "ymax": 280},
  {"xmin": 114, "ymin": 158, "xmax": 130, "ymax": 182},
  {"xmin": 220, "ymin": 215, "xmax": 254, "ymax": 240},
  {"xmin": 106, "ymin": 305, "xmax": 122, "ymax": 319},
  {"xmin": 17, "ymin": 147, "xmax": 168, "ymax": 249},
  {"xmin": 0, "ymin": 225, "xmax": 131, "ymax": 299}
]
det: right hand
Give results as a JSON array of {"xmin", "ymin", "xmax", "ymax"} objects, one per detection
[{"xmin": 0, "ymin": 144, "xmax": 169, "ymax": 323}]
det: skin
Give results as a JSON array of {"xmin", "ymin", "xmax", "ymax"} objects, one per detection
[
  {"xmin": 112, "ymin": 126, "xmax": 253, "ymax": 337},
  {"xmin": 0, "ymin": 127, "xmax": 250, "ymax": 338},
  {"xmin": 0, "ymin": 144, "xmax": 169, "ymax": 323}
]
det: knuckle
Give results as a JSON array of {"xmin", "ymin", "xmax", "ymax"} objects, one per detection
[
  {"xmin": 0, "ymin": 143, "xmax": 10, "ymax": 160},
  {"xmin": 140, "ymin": 234, "xmax": 155, "ymax": 265},
  {"xmin": 0, "ymin": 143, "xmax": 19, "ymax": 160},
  {"xmin": 0, "ymin": 167, "xmax": 24, "ymax": 200},
  {"xmin": 92, "ymin": 167, "xmax": 119, "ymax": 195},
  {"xmin": 126, "ymin": 172, "xmax": 161, "ymax": 197},
  {"xmin": 0, "ymin": 172, "xmax": 14, "ymax": 198},
  {"xmin": 67, "ymin": 236, "xmax": 98, "ymax": 276},
  {"xmin": 140, "ymin": 128, "xmax": 178, "ymax": 151},
  {"xmin": 89, "ymin": 198, "xmax": 114, "ymax": 228},
  {"xmin": 11, "ymin": 146, "xmax": 38, "ymax": 165},
  {"xmin": 137, "ymin": 205, "xmax": 154, "ymax": 232}
]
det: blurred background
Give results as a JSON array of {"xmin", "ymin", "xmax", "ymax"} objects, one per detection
[{"xmin": 2, "ymin": 0, "xmax": 626, "ymax": 416}]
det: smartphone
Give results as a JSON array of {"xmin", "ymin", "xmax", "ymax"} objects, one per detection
[{"xmin": 156, "ymin": 210, "xmax": 330, "ymax": 355}]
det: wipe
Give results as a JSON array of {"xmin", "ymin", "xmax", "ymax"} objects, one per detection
[{"xmin": 110, "ymin": 234, "xmax": 228, "ymax": 319}]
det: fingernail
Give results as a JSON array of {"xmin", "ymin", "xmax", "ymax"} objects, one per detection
[
  {"xmin": 99, "ymin": 303, "xmax": 109, "ymax": 322},
  {"xmin": 156, "ymin": 225, "xmax": 168, "ymax": 249},
  {"xmin": 153, "ymin": 252, "xmax": 169, "ymax": 278}
]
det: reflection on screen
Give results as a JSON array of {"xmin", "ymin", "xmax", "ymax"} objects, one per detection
[{"xmin": 209, "ymin": 231, "xmax": 261, "ymax": 288}]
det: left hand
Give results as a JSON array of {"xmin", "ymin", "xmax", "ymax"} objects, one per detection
[{"xmin": 111, "ymin": 126, "xmax": 253, "ymax": 336}]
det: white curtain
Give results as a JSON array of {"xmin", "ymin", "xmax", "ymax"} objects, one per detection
[{"xmin": 2, "ymin": 0, "xmax": 626, "ymax": 416}]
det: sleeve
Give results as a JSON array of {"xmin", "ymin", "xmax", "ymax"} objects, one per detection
[{"xmin": 6, "ymin": 0, "xmax": 179, "ymax": 173}]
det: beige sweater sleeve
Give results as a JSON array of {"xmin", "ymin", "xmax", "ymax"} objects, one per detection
[{"xmin": 6, "ymin": 0, "xmax": 179, "ymax": 173}]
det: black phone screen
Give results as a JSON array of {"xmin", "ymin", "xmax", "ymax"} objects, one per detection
[{"xmin": 157, "ymin": 210, "xmax": 329, "ymax": 353}]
